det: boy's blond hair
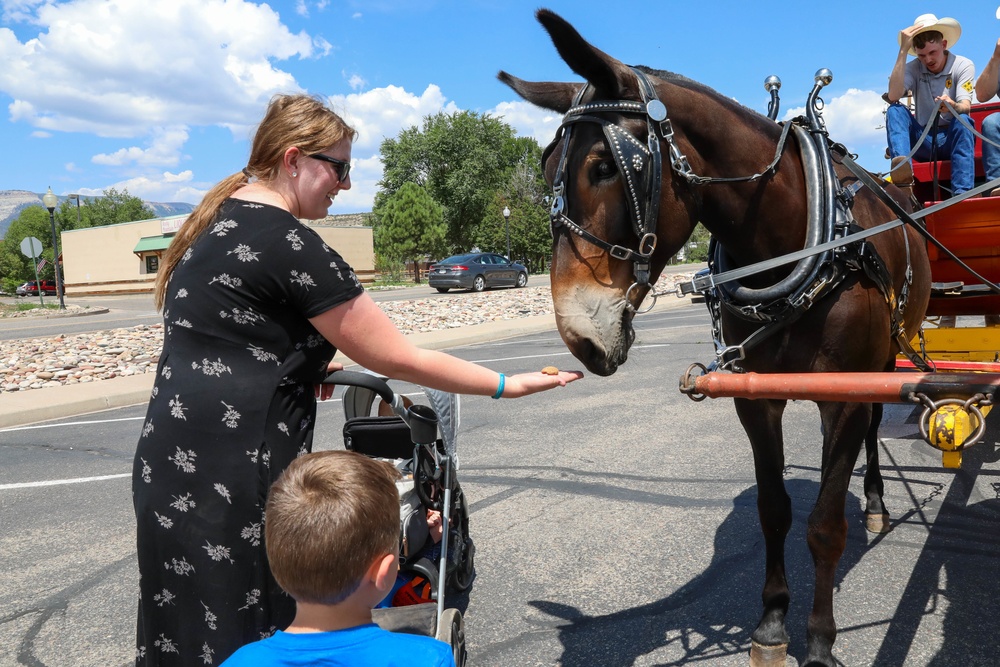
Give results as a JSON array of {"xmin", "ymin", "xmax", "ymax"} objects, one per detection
[{"xmin": 265, "ymin": 450, "xmax": 399, "ymax": 604}]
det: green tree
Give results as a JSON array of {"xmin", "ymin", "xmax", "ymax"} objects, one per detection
[
  {"xmin": 376, "ymin": 111, "xmax": 527, "ymax": 252},
  {"xmin": 84, "ymin": 188, "xmax": 154, "ymax": 227},
  {"xmin": 0, "ymin": 188, "xmax": 155, "ymax": 291},
  {"xmin": 475, "ymin": 140, "xmax": 552, "ymax": 272},
  {"xmin": 373, "ymin": 182, "xmax": 447, "ymax": 283},
  {"xmin": 675, "ymin": 223, "xmax": 711, "ymax": 264},
  {"xmin": 56, "ymin": 196, "xmax": 94, "ymax": 230},
  {"xmin": 0, "ymin": 206, "xmax": 59, "ymax": 292}
]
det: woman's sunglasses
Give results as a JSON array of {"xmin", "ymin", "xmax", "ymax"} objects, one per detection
[{"xmin": 308, "ymin": 153, "xmax": 351, "ymax": 181}]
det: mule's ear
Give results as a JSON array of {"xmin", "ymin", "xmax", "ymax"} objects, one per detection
[
  {"xmin": 497, "ymin": 71, "xmax": 579, "ymax": 113},
  {"xmin": 535, "ymin": 8, "xmax": 632, "ymax": 98}
]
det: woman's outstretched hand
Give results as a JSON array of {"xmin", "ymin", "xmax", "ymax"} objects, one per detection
[{"xmin": 502, "ymin": 369, "xmax": 584, "ymax": 398}]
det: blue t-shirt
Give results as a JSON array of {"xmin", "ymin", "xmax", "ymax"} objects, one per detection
[{"xmin": 220, "ymin": 624, "xmax": 455, "ymax": 667}]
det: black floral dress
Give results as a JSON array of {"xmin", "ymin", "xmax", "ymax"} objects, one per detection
[{"xmin": 132, "ymin": 199, "xmax": 363, "ymax": 666}]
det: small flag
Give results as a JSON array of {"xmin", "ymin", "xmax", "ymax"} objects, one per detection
[{"xmin": 36, "ymin": 258, "xmax": 47, "ymax": 271}]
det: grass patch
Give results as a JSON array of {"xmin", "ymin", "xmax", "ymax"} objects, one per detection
[{"xmin": 0, "ymin": 301, "xmax": 61, "ymax": 317}]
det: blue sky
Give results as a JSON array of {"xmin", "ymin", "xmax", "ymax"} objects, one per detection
[{"xmin": 2, "ymin": 1, "xmax": 999, "ymax": 214}]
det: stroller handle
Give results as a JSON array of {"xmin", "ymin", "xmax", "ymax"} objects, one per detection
[{"xmin": 322, "ymin": 370, "xmax": 408, "ymax": 419}]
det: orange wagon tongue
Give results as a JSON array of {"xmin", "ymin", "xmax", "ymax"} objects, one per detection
[{"xmin": 541, "ymin": 366, "xmax": 559, "ymax": 375}]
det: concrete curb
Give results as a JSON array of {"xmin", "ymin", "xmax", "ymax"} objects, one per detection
[
  {"xmin": 0, "ymin": 296, "xmax": 693, "ymax": 430},
  {"xmin": 2, "ymin": 307, "xmax": 110, "ymax": 321}
]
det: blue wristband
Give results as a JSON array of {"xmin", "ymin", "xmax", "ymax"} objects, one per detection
[{"xmin": 492, "ymin": 373, "xmax": 505, "ymax": 399}]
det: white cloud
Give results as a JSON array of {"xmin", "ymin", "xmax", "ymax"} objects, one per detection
[
  {"xmin": 92, "ymin": 127, "xmax": 190, "ymax": 167},
  {"xmin": 327, "ymin": 84, "xmax": 460, "ymax": 151},
  {"xmin": 347, "ymin": 73, "xmax": 367, "ymax": 90},
  {"xmin": 489, "ymin": 99, "xmax": 562, "ymax": 147},
  {"xmin": 783, "ymin": 88, "xmax": 887, "ymax": 153},
  {"xmin": 312, "ymin": 35, "xmax": 332, "ymax": 57},
  {"xmin": 76, "ymin": 170, "xmax": 208, "ymax": 204},
  {"xmin": 0, "ymin": 0, "xmax": 316, "ymax": 138},
  {"xmin": 0, "ymin": 0, "xmax": 325, "ymax": 206},
  {"xmin": 0, "ymin": 0, "xmax": 39, "ymax": 23}
]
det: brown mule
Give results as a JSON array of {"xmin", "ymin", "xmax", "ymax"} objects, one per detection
[{"xmin": 499, "ymin": 9, "xmax": 930, "ymax": 666}]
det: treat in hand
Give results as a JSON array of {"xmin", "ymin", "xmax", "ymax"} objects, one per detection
[{"xmin": 541, "ymin": 366, "xmax": 559, "ymax": 375}]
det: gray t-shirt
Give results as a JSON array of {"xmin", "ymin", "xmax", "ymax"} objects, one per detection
[{"xmin": 903, "ymin": 51, "xmax": 975, "ymax": 126}]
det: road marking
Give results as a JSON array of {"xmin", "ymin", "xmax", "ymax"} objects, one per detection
[
  {"xmin": 0, "ymin": 473, "xmax": 130, "ymax": 490},
  {"xmin": 469, "ymin": 350, "xmax": 576, "ymax": 364},
  {"xmin": 0, "ymin": 416, "xmax": 144, "ymax": 433}
]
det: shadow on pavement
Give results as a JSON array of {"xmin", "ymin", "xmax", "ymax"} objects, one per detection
[{"xmin": 528, "ymin": 454, "xmax": 1000, "ymax": 667}]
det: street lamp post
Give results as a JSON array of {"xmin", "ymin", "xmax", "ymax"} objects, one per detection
[
  {"xmin": 41, "ymin": 187, "xmax": 66, "ymax": 309},
  {"xmin": 502, "ymin": 205, "xmax": 511, "ymax": 261},
  {"xmin": 68, "ymin": 193, "xmax": 81, "ymax": 227}
]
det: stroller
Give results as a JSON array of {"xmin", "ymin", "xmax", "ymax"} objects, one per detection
[{"xmin": 325, "ymin": 370, "xmax": 475, "ymax": 666}]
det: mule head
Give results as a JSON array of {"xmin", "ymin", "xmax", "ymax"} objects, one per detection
[{"xmin": 499, "ymin": 10, "xmax": 698, "ymax": 375}]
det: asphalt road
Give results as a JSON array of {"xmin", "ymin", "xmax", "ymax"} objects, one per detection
[{"xmin": 2, "ymin": 303, "xmax": 999, "ymax": 666}]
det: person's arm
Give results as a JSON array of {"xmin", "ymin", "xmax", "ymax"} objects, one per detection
[
  {"xmin": 976, "ymin": 38, "xmax": 1000, "ymax": 103},
  {"xmin": 939, "ymin": 55, "xmax": 974, "ymax": 117},
  {"xmin": 888, "ymin": 27, "xmax": 918, "ymax": 103},
  {"xmin": 310, "ymin": 293, "xmax": 582, "ymax": 398}
]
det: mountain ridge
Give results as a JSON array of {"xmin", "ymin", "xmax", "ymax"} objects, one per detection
[{"xmin": 0, "ymin": 190, "xmax": 196, "ymax": 238}]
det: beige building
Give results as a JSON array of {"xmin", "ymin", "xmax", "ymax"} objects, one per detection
[{"xmin": 60, "ymin": 213, "xmax": 374, "ymax": 295}]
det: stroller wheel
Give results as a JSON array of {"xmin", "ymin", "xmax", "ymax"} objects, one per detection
[
  {"xmin": 436, "ymin": 608, "xmax": 467, "ymax": 667},
  {"xmin": 448, "ymin": 538, "xmax": 475, "ymax": 592}
]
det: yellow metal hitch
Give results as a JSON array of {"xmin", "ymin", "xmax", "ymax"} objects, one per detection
[{"xmin": 916, "ymin": 394, "xmax": 993, "ymax": 469}]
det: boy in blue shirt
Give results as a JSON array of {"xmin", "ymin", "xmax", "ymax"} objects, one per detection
[{"xmin": 221, "ymin": 450, "xmax": 455, "ymax": 667}]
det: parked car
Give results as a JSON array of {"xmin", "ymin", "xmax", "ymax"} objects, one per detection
[
  {"xmin": 15, "ymin": 280, "xmax": 58, "ymax": 297},
  {"xmin": 428, "ymin": 253, "xmax": 528, "ymax": 293}
]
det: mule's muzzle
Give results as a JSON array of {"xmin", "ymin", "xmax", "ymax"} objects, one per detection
[{"xmin": 565, "ymin": 307, "xmax": 635, "ymax": 376}]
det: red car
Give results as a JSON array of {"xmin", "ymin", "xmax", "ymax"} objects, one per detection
[{"xmin": 15, "ymin": 280, "xmax": 58, "ymax": 296}]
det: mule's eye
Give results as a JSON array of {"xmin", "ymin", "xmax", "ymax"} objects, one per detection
[{"xmin": 595, "ymin": 160, "xmax": 616, "ymax": 180}]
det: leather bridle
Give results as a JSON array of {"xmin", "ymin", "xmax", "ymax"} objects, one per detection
[
  {"xmin": 546, "ymin": 67, "xmax": 792, "ymax": 312},
  {"xmin": 547, "ymin": 67, "xmax": 665, "ymax": 310}
]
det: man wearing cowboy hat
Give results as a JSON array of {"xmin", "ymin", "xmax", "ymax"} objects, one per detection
[{"xmin": 886, "ymin": 13, "xmax": 975, "ymax": 196}]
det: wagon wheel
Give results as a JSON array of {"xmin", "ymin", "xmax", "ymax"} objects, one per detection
[{"xmin": 435, "ymin": 608, "xmax": 467, "ymax": 667}]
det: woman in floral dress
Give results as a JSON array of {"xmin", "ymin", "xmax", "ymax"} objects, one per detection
[{"xmin": 132, "ymin": 94, "xmax": 582, "ymax": 666}]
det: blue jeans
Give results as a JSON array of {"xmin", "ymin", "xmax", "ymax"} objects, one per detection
[
  {"xmin": 982, "ymin": 112, "xmax": 1000, "ymax": 182},
  {"xmin": 885, "ymin": 103, "xmax": 974, "ymax": 194}
]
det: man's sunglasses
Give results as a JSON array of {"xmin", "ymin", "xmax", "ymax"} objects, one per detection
[{"xmin": 307, "ymin": 153, "xmax": 351, "ymax": 181}]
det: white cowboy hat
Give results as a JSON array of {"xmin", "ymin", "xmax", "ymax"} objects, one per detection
[{"xmin": 900, "ymin": 13, "xmax": 961, "ymax": 56}]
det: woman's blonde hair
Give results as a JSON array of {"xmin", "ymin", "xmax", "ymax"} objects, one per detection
[{"xmin": 153, "ymin": 94, "xmax": 358, "ymax": 309}]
